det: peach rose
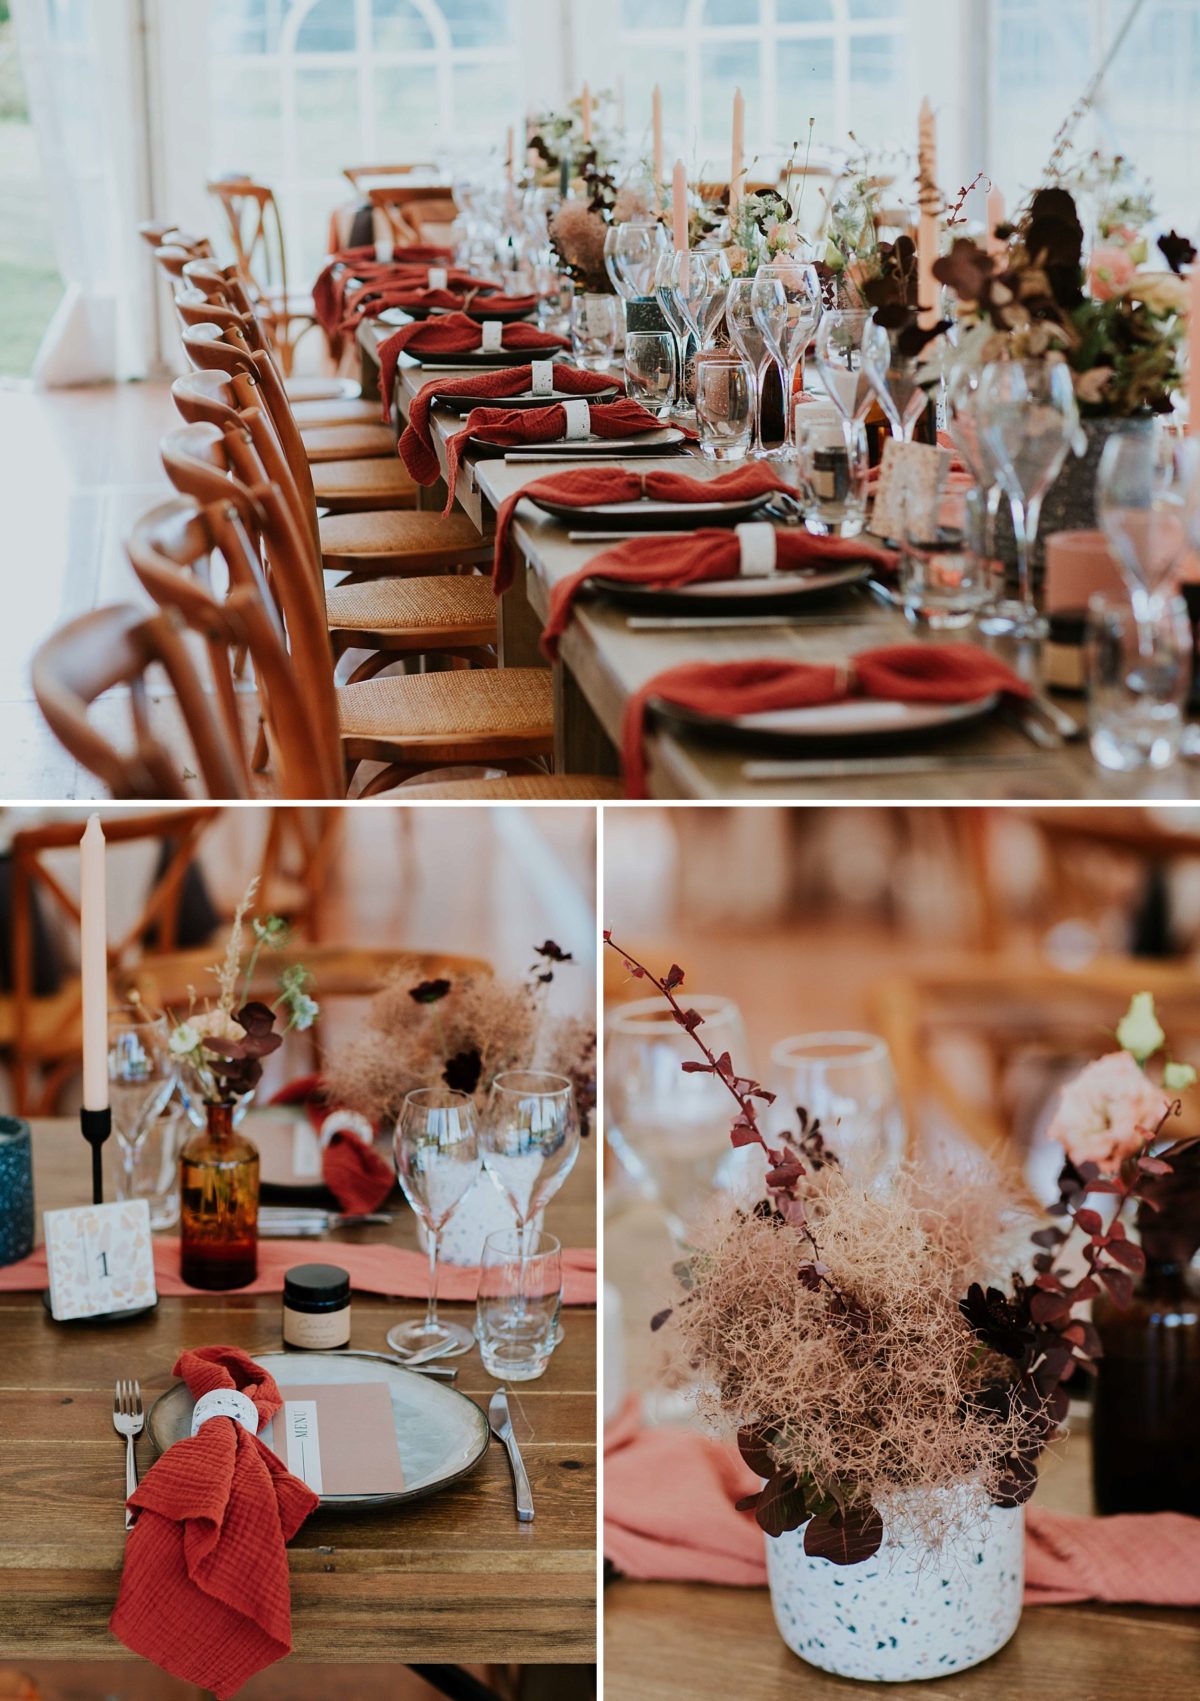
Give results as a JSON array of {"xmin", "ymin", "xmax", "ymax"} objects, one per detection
[
  {"xmin": 1047, "ymin": 1051, "xmax": 1167, "ymax": 1170},
  {"xmin": 1088, "ymin": 245, "xmax": 1136, "ymax": 302}
]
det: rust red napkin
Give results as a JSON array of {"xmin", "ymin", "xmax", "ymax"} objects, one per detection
[
  {"xmin": 377, "ymin": 312, "xmax": 568, "ymax": 409},
  {"xmin": 621, "ymin": 646, "xmax": 1031, "ymax": 797},
  {"xmin": 441, "ymin": 396, "xmax": 676, "ymax": 512},
  {"xmin": 399, "ymin": 364, "xmax": 623, "ymax": 472},
  {"xmin": 491, "ymin": 463, "xmax": 796, "ymax": 594},
  {"xmin": 312, "ymin": 243, "xmax": 455, "ymax": 331},
  {"xmin": 542, "ymin": 526, "xmax": 898, "ymax": 658},
  {"xmin": 338, "ymin": 270, "xmax": 499, "ymax": 335},
  {"xmin": 269, "ymin": 1075, "xmax": 393, "ymax": 1215},
  {"xmin": 109, "ymin": 1346, "xmax": 320, "ymax": 1698},
  {"xmin": 604, "ymin": 1402, "xmax": 1200, "ymax": 1606}
]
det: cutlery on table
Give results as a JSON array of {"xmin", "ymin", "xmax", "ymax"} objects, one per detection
[
  {"xmin": 1027, "ymin": 691, "xmax": 1083, "ymax": 740},
  {"xmin": 1005, "ymin": 707, "xmax": 1061, "ymax": 751},
  {"xmin": 740, "ymin": 753, "xmax": 1049, "ymax": 782},
  {"xmin": 112, "ymin": 1378, "xmax": 143, "ymax": 1531},
  {"xmin": 488, "ymin": 1387, "xmax": 534, "ymax": 1522},
  {"xmin": 258, "ymin": 1207, "xmax": 396, "ymax": 1237},
  {"xmin": 341, "ymin": 1348, "xmax": 458, "ymax": 1380}
]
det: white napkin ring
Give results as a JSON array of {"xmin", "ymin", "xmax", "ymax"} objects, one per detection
[
  {"xmin": 428, "ymin": 266, "xmax": 448, "ymax": 291},
  {"xmin": 530, "ymin": 359, "xmax": 554, "ymax": 397},
  {"xmin": 319, "ymin": 1108, "xmax": 375, "ymax": 1150},
  {"xmin": 191, "ymin": 1388, "xmax": 260, "ymax": 1437},
  {"xmin": 481, "ymin": 320, "xmax": 504, "ymax": 352},
  {"xmin": 736, "ymin": 522, "xmax": 777, "ymax": 577},
  {"xmin": 561, "ymin": 398, "xmax": 591, "ymax": 440}
]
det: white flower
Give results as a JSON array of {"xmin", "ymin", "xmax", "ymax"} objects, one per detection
[
  {"xmin": 168, "ymin": 1022, "xmax": 201, "ymax": 1058},
  {"xmin": 1163, "ymin": 1060, "xmax": 1197, "ymax": 1092},
  {"xmin": 290, "ymin": 994, "xmax": 319, "ymax": 1032},
  {"xmin": 1116, "ymin": 991, "xmax": 1165, "ymax": 1062}
]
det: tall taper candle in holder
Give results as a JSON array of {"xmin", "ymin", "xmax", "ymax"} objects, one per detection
[
  {"xmin": 79, "ymin": 813, "xmax": 110, "ymax": 1205},
  {"xmin": 916, "ymin": 97, "xmax": 940, "ymax": 331},
  {"xmin": 652, "ymin": 85, "xmax": 663, "ymax": 200},
  {"xmin": 671, "ymin": 159, "xmax": 688, "ymax": 252},
  {"xmin": 581, "ymin": 82, "xmax": 592, "ymax": 145}
]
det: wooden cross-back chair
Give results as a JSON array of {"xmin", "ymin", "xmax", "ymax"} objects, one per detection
[
  {"xmin": 367, "ymin": 184, "xmax": 458, "ymax": 248},
  {"xmin": 31, "ymin": 604, "xmax": 248, "ymax": 803},
  {"xmin": 5, "ymin": 807, "xmax": 222, "ymax": 1113},
  {"xmin": 343, "ymin": 162, "xmax": 439, "ymax": 191},
  {"xmin": 206, "ymin": 175, "xmax": 317, "ymax": 375}
]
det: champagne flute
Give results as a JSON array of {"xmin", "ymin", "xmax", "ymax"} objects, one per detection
[
  {"xmin": 861, "ymin": 318, "xmax": 929, "ymax": 443},
  {"xmin": 945, "ymin": 362, "xmax": 1005, "ymax": 617},
  {"xmin": 481, "ymin": 1071, "xmax": 578, "ymax": 1300},
  {"xmin": 696, "ymin": 248, "xmax": 733, "ymax": 349},
  {"xmin": 976, "ymin": 358, "xmax": 1079, "ymax": 640},
  {"xmin": 605, "ymin": 221, "xmax": 668, "ymax": 300},
  {"xmin": 752, "ymin": 258, "xmax": 821, "ymax": 446},
  {"xmin": 654, "ymin": 249, "xmax": 692, "ymax": 415},
  {"xmin": 388, "ymin": 1087, "xmax": 481, "ymax": 1356},
  {"xmin": 108, "ymin": 1017, "xmax": 176, "ymax": 1206},
  {"xmin": 813, "ymin": 309, "xmax": 873, "ymax": 430},
  {"xmin": 726, "ymin": 278, "xmax": 771, "ymax": 456},
  {"xmin": 1097, "ymin": 424, "xmax": 1191, "ymax": 657}
]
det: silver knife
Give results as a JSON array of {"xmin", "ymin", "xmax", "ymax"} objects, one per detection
[
  {"xmin": 488, "ymin": 1387, "xmax": 534, "ymax": 1521},
  {"xmin": 259, "ymin": 1207, "xmax": 395, "ymax": 1236},
  {"xmin": 628, "ymin": 614, "xmax": 868, "ymax": 631}
]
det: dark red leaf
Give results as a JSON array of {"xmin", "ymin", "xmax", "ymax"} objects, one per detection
[
  {"xmin": 1105, "ymin": 1240, "xmax": 1146, "ymax": 1274},
  {"xmin": 730, "ymin": 1124, "xmax": 761, "ymax": 1148},
  {"xmin": 1030, "ymin": 1288, "xmax": 1073, "ymax": 1324},
  {"xmin": 664, "ymin": 963, "xmax": 685, "ymax": 989},
  {"xmin": 754, "ymin": 1471, "xmax": 808, "ymax": 1538},
  {"xmin": 802, "ymin": 1504, "xmax": 884, "ymax": 1566},
  {"xmin": 1074, "ymin": 1208, "xmax": 1104, "ymax": 1236},
  {"xmin": 736, "ymin": 1425, "xmax": 777, "ymax": 1479},
  {"xmin": 1098, "ymin": 1267, "xmax": 1134, "ymax": 1308},
  {"xmin": 649, "ymin": 1307, "xmax": 673, "ymax": 1332},
  {"xmin": 680, "ymin": 1060, "xmax": 716, "ymax": 1074}
]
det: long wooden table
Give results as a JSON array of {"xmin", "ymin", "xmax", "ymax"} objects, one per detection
[
  {"xmin": 359, "ymin": 317, "xmax": 1200, "ymax": 801},
  {"xmin": 0, "ymin": 1118, "xmax": 596, "ymax": 1673},
  {"xmin": 603, "ymin": 1196, "xmax": 1200, "ymax": 1700}
]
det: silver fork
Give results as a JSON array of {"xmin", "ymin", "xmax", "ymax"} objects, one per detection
[{"xmin": 113, "ymin": 1378, "xmax": 144, "ymax": 1531}]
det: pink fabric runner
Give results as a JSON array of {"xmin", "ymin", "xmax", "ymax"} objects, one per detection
[
  {"xmin": 603, "ymin": 1402, "xmax": 1200, "ymax": 1605},
  {"xmin": 1, "ymin": 1239, "xmax": 597, "ymax": 1305}
]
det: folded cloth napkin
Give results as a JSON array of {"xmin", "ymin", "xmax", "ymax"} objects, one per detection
[
  {"xmin": 542, "ymin": 526, "xmax": 898, "ymax": 659},
  {"xmin": 109, "ymin": 1345, "xmax": 320, "ymax": 1699},
  {"xmin": 312, "ymin": 243, "xmax": 455, "ymax": 331},
  {"xmin": 269, "ymin": 1074, "xmax": 393, "ymax": 1215},
  {"xmin": 441, "ymin": 396, "xmax": 677, "ymax": 512},
  {"xmin": 399, "ymin": 363, "xmax": 623, "ymax": 473},
  {"xmin": 604, "ymin": 1403, "xmax": 1200, "ymax": 1606},
  {"xmin": 377, "ymin": 312, "xmax": 569, "ymax": 409},
  {"xmin": 620, "ymin": 646, "xmax": 1032, "ymax": 798},
  {"xmin": 338, "ymin": 270, "xmax": 499, "ymax": 335},
  {"xmin": 0, "ymin": 1238, "xmax": 598, "ymax": 1304},
  {"xmin": 491, "ymin": 463, "xmax": 799, "ymax": 595}
]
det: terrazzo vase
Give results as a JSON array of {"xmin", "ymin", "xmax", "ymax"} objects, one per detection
[
  {"xmin": 764, "ymin": 1495, "xmax": 1024, "ymax": 1682},
  {"xmin": 0, "ymin": 1116, "xmax": 34, "ymax": 1265}
]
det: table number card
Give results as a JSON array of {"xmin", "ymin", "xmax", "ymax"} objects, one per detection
[
  {"xmin": 44, "ymin": 1199, "xmax": 157, "ymax": 1321},
  {"xmin": 870, "ymin": 438, "xmax": 952, "ymax": 543}
]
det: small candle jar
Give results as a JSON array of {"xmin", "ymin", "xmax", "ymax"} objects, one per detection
[
  {"xmin": 282, "ymin": 1263, "xmax": 352, "ymax": 1350},
  {"xmin": 0, "ymin": 1116, "xmax": 34, "ymax": 1266}
]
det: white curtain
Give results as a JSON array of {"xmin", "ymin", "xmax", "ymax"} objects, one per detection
[{"xmin": 12, "ymin": 0, "xmax": 152, "ymax": 385}]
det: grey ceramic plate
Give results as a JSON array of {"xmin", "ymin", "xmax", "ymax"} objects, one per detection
[
  {"xmin": 657, "ymin": 691, "xmax": 1000, "ymax": 748},
  {"xmin": 147, "ymin": 1350, "xmax": 490, "ymax": 1510},
  {"xmin": 592, "ymin": 562, "xmax": 868, "ymax": 608},
  {"xmin": 436, "ymin": 384, "xmax": 620, "ymax": 415},
  {"xmin": 533, "ymin": 494, "xmax": 774, "ymax": 531},
  {"xmin": 473, "ymin": 427, "xmax": 687, "ymax": 459}
]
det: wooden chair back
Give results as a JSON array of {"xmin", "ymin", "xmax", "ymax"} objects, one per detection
[
  {"xmin": 7, "ymin": 807, "xmax": 223, "ymax": 1113},
  {"xmin": 367, "ymin": 184, "xmax": 458, "ymax": 246},
  {"xmin": 180, "ymin": 258, "xmax": 259, "ymax": 321},
  {"xmin": 157, "ymin": 420, "xmax": 344, "ymax": 797},
  {"xmin": 343, "ymin": 162, "xmax": 438, "ymax": 191},
  {"xmin": 31, "ymin": 605, "xmax": 246, "ymax": 803},
  {"xmin": 207, "ymin": 176, "xmax": 289, "ymax": 301},
  {"xmin": 128, "ymin": 497, "xmax": 340, "ymax": 800}
]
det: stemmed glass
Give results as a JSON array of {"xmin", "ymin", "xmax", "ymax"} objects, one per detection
[
  {"xmin": 1097, "ymin": 424, "xmax": 1193, "ymax": 658},
  {"xmin": 976, "ymin": 358, "xmax": 1079, "ymax": 640},
  {"xmin": 726, "ymin": 278, "xmax": 773, "ymax": 457},
  {"xmin": 861, "ymin": 318, "xmax": 929, "ymax": 443},
  {"xmin": 672, "ymin": 248, "xmax": 731, "ymax": 352},
  {"xmin": 751, "ymin": 259, "xmax": 821, "ymax": 449},
  {"xmin": 108, "ymin": 1017, "xmax": 177, "ymax": 1207},
  {"xmin": 945, "ymin": 362, "xmax": 1004, "ymax": 615},
  {"xmin": 387, "ymin": 1087, "xmax": 481, "ymax": 1356},
  {"xmin": 481, "ymin": 1071, "xmax": 579, "ymax": 1288},
  {"xmin": 813, "ymin": 309, "xmax": 874, "ymax": 433},
  {"xmin": 768, "ymin": 1032, "xmax": 905, "ymax": 1187},
  {"xmin": 654, "ymin": 250, "xmax": 692, "ymax": 415},
  {"xmin": 605, "ymin": 221, "xmax": 668, "ymax": 301}
]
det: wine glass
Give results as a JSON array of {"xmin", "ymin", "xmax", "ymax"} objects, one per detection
[
  {"xmin": 769, "ymin": 1032, "xmax": 905, "ymax": 1186},
  {"xmin": 726, "ymin": 278, "xmax": 773, "ymax": 457},
  {"xmin": 1097, "ymin": 424, "xmax": 1192, "ymax": 656},
  {"xmin": 945, "ymin": 362, "xmax": 1005, "ymax": 618},
  {"xmin": 752, "ymin": 259, "xmax": 821, "ymax": 448},
  {"xmin": 669, "ymin": 248, "xmax": 714, "ymax": 351},
  {"xmin": 108, "ymin": 1017, "xmax": 177, "ymax": 1206},
  {"xmin": 861, "ymin": 318, "xmax": 929, "ymax": 443},
  {"xmin": 654, "ymin": 249, "xmax": 692, "ymax": 415},
  {"xmin": 695, "ymin": 247, "xmax": 733, "ymax": 348},
  {"xmin": 813, "ymin": 309, "xmax": 873, "ymax": 430},
  {"xmin": 605, "ymin": 994, "xmax": 749, "ymax": 1233},
  {"xmin": 605, "ymin": 221, "xmax": 668, "ymax": 300},
  {"xmin": 976, "ymin": 358, "xmax": 1079, "ymax": 640},
  {"xmin": 481, "ymin": 1071, "xmax": 578, "ymax": 1272},
  {"xmin": 388, "ymin": 1087, "xmax": 481, "ymax": 1356}
]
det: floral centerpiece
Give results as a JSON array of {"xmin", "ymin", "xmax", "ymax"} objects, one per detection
[
  {"xmin": 604, "ymin": 932, "xmax": 1194, "ymax": 1682},
  {"xmin": 550, "ymin": 167, "xmax": 655, "ymax": 295},
  {"xmin": 525, "ymin": 93, "xmax": 617, "ymax": 190}
]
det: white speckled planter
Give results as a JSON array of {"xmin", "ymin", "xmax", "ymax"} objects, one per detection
[{"xmin": 764, "ymin": 1492, "xmax": 1024, "ymax": 1682}]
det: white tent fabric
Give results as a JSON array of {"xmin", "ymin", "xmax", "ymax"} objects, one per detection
[{"xmin": 12, "ymin": 0, "xmax": 152, "ymax": 385}]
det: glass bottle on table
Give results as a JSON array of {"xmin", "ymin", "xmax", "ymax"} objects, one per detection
[
  {"xmin": 179, "ymin": 1099, "xmax": 260, "ymax": 1290},
  {"xmin": 388, "ymin": 1086, "xmax": 481, "ymax": 1356}
]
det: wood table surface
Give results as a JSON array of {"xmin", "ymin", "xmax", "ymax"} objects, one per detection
[
  {"xmin": 603, "ymin": 1196, "xmax": 1200, "ymax": 1700},
  {"xmin": 0, "ymin": 1117, "xmax": 596, "ymax": 1669},
  {"xmin": 358, "ymin": 317, "xmax": 1200, "ymax": 802}
]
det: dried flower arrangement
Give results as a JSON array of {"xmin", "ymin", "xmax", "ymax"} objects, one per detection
[
  {"xmin": 323, "ymin": 941, "xmax": 596, "ymax": 1125},
  {"xmin": 550, "ymin": 168, "xmax": 655, "ymax": 294},
  {"xmin": 933, "ymin": 183, "xmax": 1188, "ymax": 417},
  {"xmin": 165, "ymin": 880, "xmax": 318, "ymax": 1105},
  {"xmin": 525, "ymin": 92, "xmax": 617, "ymax": 188},
  {"xmin": 604, "ymin": 933, "xmax": 1196, "ymax": 1566},
  {"xmin": 724, "ymin": 127, "xmax": 819, "ymax": 279}
]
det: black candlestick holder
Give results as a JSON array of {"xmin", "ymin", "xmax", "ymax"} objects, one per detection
[{"xmin": 80, "ymin": 1106, "xmax": 112, "ymax": 1204}]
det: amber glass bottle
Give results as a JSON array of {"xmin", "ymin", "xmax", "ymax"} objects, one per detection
[
  {"xmin": 1090, "ymin": 1258, "xmax": 1200, "ymax": 1515},
  {"xmin": 179, "ymin": 1101, "xmax": 260, "ymax": 1290}
]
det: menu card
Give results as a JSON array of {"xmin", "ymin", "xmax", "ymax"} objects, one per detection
[{"xmin": 261, "ymin": 1382, "xmax": 405, "ymax": 1495}]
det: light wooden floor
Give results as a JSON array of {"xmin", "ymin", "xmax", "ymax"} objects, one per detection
[{"xmin": 0, "ymin": 380, "xmax": 180, "ymax": 799}]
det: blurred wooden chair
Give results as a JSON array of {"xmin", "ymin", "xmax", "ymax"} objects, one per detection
[
  {"xmin": 3, "ymin": 808, "xmax": 221, "ymax": 1113},
  {"xmin": 206, "ymin": 176, "xmax": 318, "ymax": 376},
  {"xmin": 31, "ymin": 605, "xmax": 249, "ymax": 802},
  {"xmin": 367, "ymin": 184, "xmax": 458, "ymax": 248},
  {"xmin": 344, "ymin": 162, "xmax": 439, "ymax": 191}
]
